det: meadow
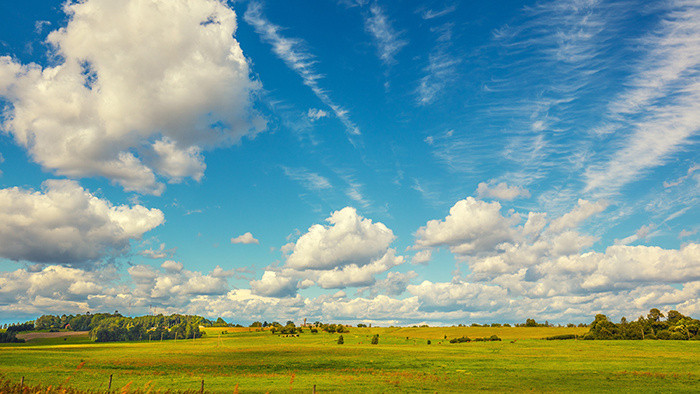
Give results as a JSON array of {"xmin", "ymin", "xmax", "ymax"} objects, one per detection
[{"xmin": 1, "ymin": 326, "xmax": 699, "ymax": 393}]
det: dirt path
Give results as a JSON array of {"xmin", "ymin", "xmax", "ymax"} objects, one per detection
[{"xmin": 16, "ymin": 331, "xmax": 88, "ymax": 341}]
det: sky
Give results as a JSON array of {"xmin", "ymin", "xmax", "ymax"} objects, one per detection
[{"xmin": 0, "ymin": 0, "xmax": 698, "ymax": 326}]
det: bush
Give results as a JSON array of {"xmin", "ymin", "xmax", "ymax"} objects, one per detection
[
  {"xmin": 427, "ymin": 340, "xmax": 431, "ymax": 345},
  {"xmin": 489, "ymin": 335, "xmax": 502, "ymax": 341},
  {"xmin": 449, "ymin": 336, "xmax": 470, "ymax": 343},
  {"xmin": 6, "ymin": 322, "xmax": 34, "ymax": 332},
  {"xmin": 337, "ymin": 335, "xmax": 344, "ymax": 344},
  {"xmin": 371, "ymin": 334, "xmax": 379, "ymax": 345},
  {"xmin": 545, "ymin": 334, "xmax": 577, "ymax": 340},
  {"xmin": 656, "ymin": 330, "xmax": 671, "ymax": 340},
  {"xmin": 0, "ymin": 331, "xmax": 24, "ymax": 343},
  {"xmin": 669, "ymin": 331, "xmax": 687, "ymax": 340}
]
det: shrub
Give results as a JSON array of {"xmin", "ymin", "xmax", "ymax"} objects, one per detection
[
  {"xmin": 0, "ymin": 331, "xmax": 24, "ymax": 343},
  {"xmin": 545, "ymin": 334, "xmax": 577, "ymax": 340},
  {"xmin": 6, "ymin": 322, "xmax": 34, "ymax": 332},
  {"xmin": 427, "ymin": 340, "xmax": 431, "ymax": 345},
  {"xmin": 669, "ymin": 331, "xmax": 687, "ymax": 340},
  {"xmin": 489, "ymin": 335, "xmax": 502, "ymax": 341},
  {"xmin": 337, "ymin": 335, "xmax": 344, "ymax": 344},
  {"xmin": 656, "ymin": 330, "xmax": 671, "ymax": 340},
  {"xmin": 449, "ymin": 336, "xmax": 470, "ymax": 343},
  {"xmin": 371, "ymin": 334, "xmax": 379, "ymax": 345}
]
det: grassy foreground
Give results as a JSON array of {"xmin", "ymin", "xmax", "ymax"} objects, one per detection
[{"xmin": 1, "ymin": 326, "xmax": 698, "ymax": 393}]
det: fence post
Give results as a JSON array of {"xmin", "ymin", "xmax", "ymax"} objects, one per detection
[
  {"xmin": 108, "ymin": 374, "xmax": 113, "ymax": 392},
  {"xmin": 200, "ymin": 379, "xmax": 204, "ymax": 393},
  {"xmin": 20, "ymin": 376, "xmax": 24, "ymax": 387},
  {"xmin": 313, "ymin": 384, "xmax": 316, "ymax": 394}
]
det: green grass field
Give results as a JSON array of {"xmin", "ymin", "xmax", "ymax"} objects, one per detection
[{"xmin": 1, "ymin": 327, "xmax": 699, "ymax": 393}]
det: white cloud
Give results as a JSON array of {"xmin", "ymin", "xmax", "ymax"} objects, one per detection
[
  {"xmin": 249, "ymin": 271, "xmax": 298, "ymax": 298},
  {"xmin": 370, "ymin": 271, "xmax": 418, "ymax": 296},
  {"xmin": 0, "ymin": 179, "xmax": 163, "ymax": 264},
  {"xmin": 411, "ymin": 250, "xmax": 432, "ymax": 265},
  {"xmin": 313, "ymin": 249, "xmax": 403, "ymax": 289},
  {"xmin": 139, "ymin": 243, "xmax": 176, "ymax": 259},
  {"xmin": 0, "ymin": 0, "xmax": 261, "ymax": 194},
  {"xmin": 244, "ymin": 2, "xmax": 360, "ymax": 140},
  {"xmin": 615, "ymin": 224, "xmax": 655, "ymax": 245},
  {"xmin": 286, "ymin": 207, "xmax": 394, "ymax": 270},
  {"xmin": 2, "ymin": 250, "xmax": 699, "ymax": 325},
  {"xmin": 420, "ymin": 5, "xmax": 457, "ymax": 20},
  {"xmin": 416, "ymin": 23, "xmax": 460, "ymax": 105},
  {"xmin": 414, "ymin": 197, "xmax": 520, "ymax": 254},
  {"xmin": 231, "ymin": 232, "xmax": 260, "ymax": 245},
  {"xmin": 413, "ymin": 196, "xmax": 610, "ymax": 279},
  {"xmin": 364, "ymin": 4, "xmax": 407, "ymax": 66},
  {"xmin": 161, "ymin": 260, "xmax": 184, "ymax": 273},
  {"xmin": 407, "ymin": 280, "xmax": 509, "ymax": 312},
  {"xmin": 129, "ymin": 263, "xmax": 229, "ymax": 299},
  {"xmin": 151, "ymin": 138, "xmax": 206, "ymax": 183},
  {"xmin": 476, "ymin": 180, "xmax": 531, "ymax": 201},
  {"xmin": 584, "ymin": 1, "xmax": 700, "ymax": 195},
  {"xmin": 249, "ymin": 207, "xmax": 402, "ymax": 296},
  {"xmin": 282, "ymin": 167, "xmax": 332, "ymax": 191},
  {"xmin": 307, "ymin": 108, "xmax": 328, "ymax": 121},
  {"xmin": 664, "ymin": 164, "xmax": 699, "ymax": 188},
  {"xmin": 680, "ymin": 229, "xmax": 697, "ymax": 238},
  {"xmin": 561, "ymin": 243, "xmax": 700, "ymax": 291},
  {"xmin": 548, "ymin": 199, "xmax": 607, "ymax": 233}
]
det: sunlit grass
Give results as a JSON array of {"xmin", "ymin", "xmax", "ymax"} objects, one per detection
[{"xmin": 1, "ymin": 327, "xmax": 698, "ymax": 392}]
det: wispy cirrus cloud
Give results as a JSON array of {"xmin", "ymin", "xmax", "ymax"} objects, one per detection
[
  {"xmin": 282, "ymin": 166, "xmax": 332, "ymax": 191},
  {"xmin": 417, "ymin": 23, "xmax": 461, "ymax": 105},
  {"xmin": 244, "ymin": 3, "xmax": 361, "ymax": 142},
  {"xmin": 419, "ymin": 5, "xmax": 457, "ymax": 20},
  {"xmin": 364, "ymin": 3, "xmax": 407, "ymax": 66},
  {"xmin": 425, "ymin": 0, "xmax": 620, "ymax": 189},
  {"xmin": 584, "ymin": 0, "xmax": 700, "ymax": 196}
]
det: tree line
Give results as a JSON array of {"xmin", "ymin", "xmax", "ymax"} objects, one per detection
[
  {"xmin": 583, "ymin": 309, "xmax": 699, "ymax": 340},
  {"xmin": 31, "ymin": 312, "xmax": 209, "ymax": 342}
]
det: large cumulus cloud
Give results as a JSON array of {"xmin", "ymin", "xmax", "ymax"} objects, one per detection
[
  {"xmin": 251, "ymin": 207, "xmax": 403, "ymax": 297},
  {"xmin": 0, "ymin": 180, "xmax": 163, "ymax": 264},
  {"xmin": 0, "ymin": 0, "xmax": 263, "ymax": 194}
]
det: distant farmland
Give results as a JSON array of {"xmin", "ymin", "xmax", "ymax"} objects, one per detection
[{"xmin": 1, "ymin": 326, "xmax": 698, "ymax": 392}]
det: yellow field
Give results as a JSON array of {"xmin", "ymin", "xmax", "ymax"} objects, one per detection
[{"xmin": 1, "ymin": 326, "xmax": 698, "ymax": 392}]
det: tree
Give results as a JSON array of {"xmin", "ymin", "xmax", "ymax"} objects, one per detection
[
  {"xmin": 337, "ymin": 335, "xmax": 344, "ymax": 345},
  {"xmin": 647, "ymin": 308, "xmax": 664, "ymax": 322},
  {"xmin": 666, "ymin": 310, "xmax": 685, "ymax": 324},
  {"xmin": 584, "ymin": 314, "xmax": 618, "ymax": 339}
]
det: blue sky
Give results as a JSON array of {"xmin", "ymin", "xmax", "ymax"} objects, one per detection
[{"xmin": 0, "ymin": 0, "xmax": 698, "ymax": 326}]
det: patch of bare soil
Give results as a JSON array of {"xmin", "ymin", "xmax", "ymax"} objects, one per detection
[{"xmin": 16, "ymin": 331, "xmax": 88, "ymax": 341}]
